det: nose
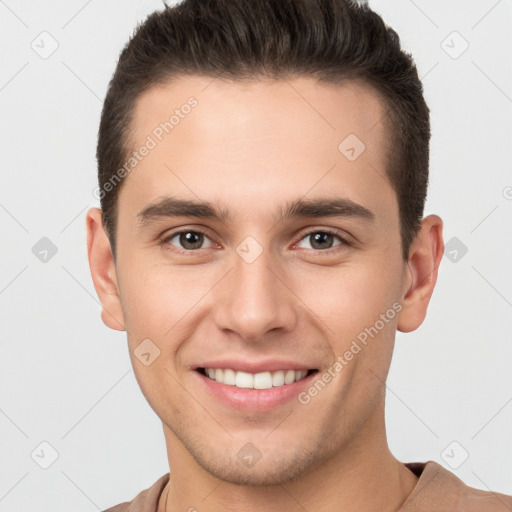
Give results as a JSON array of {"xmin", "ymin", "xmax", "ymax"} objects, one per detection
[{"xmin": 213, "ymin": 245, "xmax": 298, "ymax": 342}]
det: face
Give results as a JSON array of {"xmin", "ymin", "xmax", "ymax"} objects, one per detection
[{"xmin": 101, "ymin": 76, "xmax": 412, "ymax": 485}]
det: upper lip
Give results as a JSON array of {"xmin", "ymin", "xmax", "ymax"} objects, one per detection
[{"xmin": 194, "ymin": 359, "xmax": 317, "ymax": 373}]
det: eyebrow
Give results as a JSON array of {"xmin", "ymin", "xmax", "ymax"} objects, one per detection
[
  {"xmin": 137, "ymin": 196, "xmax": 375, "ymax": 227},
  {"xmin": 137, "ymin": 197, "xmax": 231, "ymax": 226}
]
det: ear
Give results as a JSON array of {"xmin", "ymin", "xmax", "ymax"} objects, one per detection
[
  {"xmin": 397, "ymin": 214, "xmax": 444, "ymax": 333},
  {"xmin": 86, "ymin": 207, "xmax": 125, "ymax": 331}
]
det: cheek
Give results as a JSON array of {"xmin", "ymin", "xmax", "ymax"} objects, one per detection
[
  {"xmin": 117, "ymin": 257, "xmax": 214, "ymax": 346},
  {"xmin": 291, "ymin": 257, "xmax": 401, "ymax": 342},
  {"xmin": 117, "ymin": 261, "xmax": 191, "ymax": 409},
  {"xmin": 116, "ymin": 257, "xmax": 174, "ymax": 340}
]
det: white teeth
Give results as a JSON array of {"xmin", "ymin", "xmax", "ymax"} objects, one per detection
[
  {"xmin": 284, "ymin": 370, "xmax": 295, "ymax": 385},
  {"xmin": 235, "ymin": 371, "xmax": 253, "ymax": 388},
  {"xmin": 272, "ymin": 370, "xmax": 285, "ymax": 387},
  {"xmin": 203, "ymin": 368, "xmax": 311, "ymax": 389},
  {"xmin": 223, "ymin": 368, "xmax": 236, "ymax": 385},
  {"xmin": 253, "ymin": 371, "xmax": 272, "ymax": 389},
  {"xmin": 295, "ymin": 370, "xmax": 307, "ymax": 381}
]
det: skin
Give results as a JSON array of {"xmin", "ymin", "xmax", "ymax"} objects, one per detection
[{"xmin": 86, "ymin": 75, "xmax": 444, "ymax": 511}]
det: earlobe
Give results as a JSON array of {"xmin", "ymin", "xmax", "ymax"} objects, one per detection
[
  {"xmin": 397, "ymin": 215, "xmax": 444, "ymax": 333},
  {"xmin": 86, "ymin": 207, "xmax": 126, "ymax": 331}
]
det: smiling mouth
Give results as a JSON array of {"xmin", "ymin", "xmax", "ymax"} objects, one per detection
[{"xmin": 197, "ymin": 368, "xmax": 318, "ymax": 389}]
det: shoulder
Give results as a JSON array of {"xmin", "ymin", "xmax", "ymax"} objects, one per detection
[
  {"xmin": 402, "ymin": 461, "xmax": 512, "ymax": 511},
  {"xmin": 102, "ymin": 473, "xmax": 170, "ymax": 512}
]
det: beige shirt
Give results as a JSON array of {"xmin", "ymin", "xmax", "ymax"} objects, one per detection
[{"xmin": 103, "ymin": 461, "xmax": 512, "ymax": 511}]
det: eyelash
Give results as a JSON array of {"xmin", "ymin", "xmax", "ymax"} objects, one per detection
[{"xmin": 159, "ymin": 228, "xmax": 350, "ymax": 256}]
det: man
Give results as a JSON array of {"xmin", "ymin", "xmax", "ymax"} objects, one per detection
[{"xmin": 86, "ymin": 0, "xmax": 512, "ymax": 510}]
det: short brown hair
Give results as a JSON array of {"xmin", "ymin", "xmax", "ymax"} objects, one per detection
[{"xmin": 97, "ymin": 0, "xmax": 430, "ymax": 260}]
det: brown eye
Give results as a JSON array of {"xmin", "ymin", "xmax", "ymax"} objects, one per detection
[
  {"xmin": 163, "ymin": 230, "xmax": 214, "ymax": 252},
  {"xmin": 178, "ymin": 231, "xmax": 204, "ymax": 250},
  {"xmin": 310, "ymin": 232, "xmax": 335, "ymax": 250},
  {"xmin": 296, "ymin": 230, "xmax": 347, "ymax": 251}
]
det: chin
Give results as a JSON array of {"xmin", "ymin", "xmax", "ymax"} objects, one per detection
[{"xmin": 190, "ymin": 444, "xmax": 323, "ymax": 487}]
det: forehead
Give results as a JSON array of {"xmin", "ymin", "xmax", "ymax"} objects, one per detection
[
  {"xmin": 130, "ymin": 75, "xmax": 388, "ymax": 149},
  {"xmin": 120, "ymin": 75, "xmax": 396, "ymax": 228}
]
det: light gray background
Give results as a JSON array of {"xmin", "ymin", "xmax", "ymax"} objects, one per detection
[{"xmin": 1, "ymin": 1, "xmax": 511, "ymax": 510}]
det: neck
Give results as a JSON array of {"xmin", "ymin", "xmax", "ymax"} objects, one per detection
[{"xmin": 160, "ymin": 405, "xmax": 418, "ymax": 512}]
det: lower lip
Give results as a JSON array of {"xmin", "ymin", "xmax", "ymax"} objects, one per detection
[{"xmin": 194, "ymin": 370, "xmax": 317, "ymax": 411}]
